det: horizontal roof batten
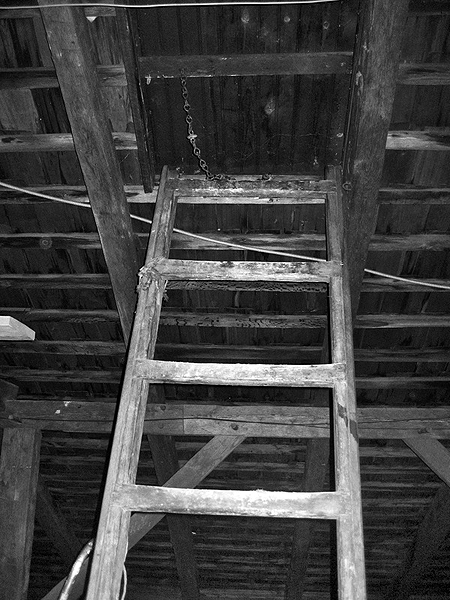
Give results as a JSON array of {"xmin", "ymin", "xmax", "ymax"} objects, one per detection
[{"xmin": 2, "ymin": 130, "xmax": 449, "ymax": 153}]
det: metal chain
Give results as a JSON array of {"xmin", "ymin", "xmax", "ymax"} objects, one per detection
[{"xmin": 180, "ymin": 72, "xmax": 232, "ymax": 181}]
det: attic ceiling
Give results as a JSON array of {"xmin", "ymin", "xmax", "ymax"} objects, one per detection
[{"xmin": 0, "ymin": 1, "xmax": 450, "ymax": 599}]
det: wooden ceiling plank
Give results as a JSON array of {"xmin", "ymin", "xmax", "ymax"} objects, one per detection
[
  {"xmin": 38, "ymin": 0, "xmax": 139, "ymax": 342},
  {"xmin": 40, "ymin": 435, "xmax": 244, "ymax": 600},
  {"xmin": 35, "ymin": 477, "xmax": 84, "ymax": 571},
  {"xmin": 0, "ymin": 427, "xmax": 41, "ymax": 600},
  {"xmin": 384, "ymin": 484, "xmax": 450, "ymax": 600}
]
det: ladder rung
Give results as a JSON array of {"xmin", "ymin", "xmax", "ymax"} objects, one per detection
[
  {"xmin": 171, "ymin": 176, "xmax": 336, "ymax": 197},
  {"xmin": 135, "ymin": 359, "xmax": 344, "ymax": 387},
  {"xmin": 144, "ymin": 258, "xmax": 339, "ymax": 283},
  {"xmin": 114, "ymin": 485, "xmax": 345, "ymax": 519}
]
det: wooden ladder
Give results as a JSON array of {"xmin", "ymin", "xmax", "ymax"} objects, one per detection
[{"xmin": 85, "ymin": 166, "xmax": 367, "ymax": 600}]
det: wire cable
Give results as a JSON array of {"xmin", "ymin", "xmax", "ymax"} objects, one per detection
[
  {"xmin": 0, "ymin": 1, "xmax": 341, "ymax": 12},
  {"xmin": 1, "ymin": 180, "xmax": 450, "ymax": 291}
]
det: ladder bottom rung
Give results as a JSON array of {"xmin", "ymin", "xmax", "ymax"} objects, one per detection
[
  {"xmin": 114, "ymin": 485, "xmax": 345, "ymax": 519},
  {"xmin": 136, "ymin": 359, "xmax": 344, "ymax": 387}
]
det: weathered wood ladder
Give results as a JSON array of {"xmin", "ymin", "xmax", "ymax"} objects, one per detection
[{"xmin": 85, "ymin": 166, "xmax": 367, "ymax": 599}]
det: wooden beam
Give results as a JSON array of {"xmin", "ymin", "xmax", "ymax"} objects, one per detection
[
  {"xmin": 1, "ymin": 60, "xmax": 449, "ymax": 90},
  {"xmin": 41, "ymin": 435, "xmax": 244, "ymax": 600},
  {"xmin": 4, "ymin": 402, "xmax": 450, "ymax": 439},
  {"xmin": 38, "ymin": 0, "xmax": 139, "ymax": 341},
  {"xmin": 385, "ymin": 485, "xmax": 450, "ymax": 600},
  {"xmin": 6, "ymin": 340, "xmax": 449, "ymax": 363},
  {"xmin": 1, "ymin": 274, "xmax": 448, "ymax": 293},
  {"xmin": 403, "ymin": 437, "xmax": 450, "ymax": 487},
  {"xmin": 0, "ymin": 316, "xmax": 35, "ymax": 341},
  {"xmin": 397, "ymin": 62, "xmax": 450, "ymax": 85},
  {"xmin": 0, "ymin": 132, "xmax": 137, "ymax": 153},
  {"xmin": 35, "ymin": 478, "xmax": 83, "ymax": 570},
  {"xmin": 2, "ymin": 184, "xmax": 449, "ymax": 206},
  {"xmin": 386, "ymin": 129, "xmax": 450, "ymax": 150},
  {"xmin": 342, "ymin": 0, "xmax": 410, "ymax": 314},
  {"xmin": 138, "ymin": 52, "xmax": 352, "ymax": 78},
  {"xmin": 0, "ymin": 428, "xmax": 41, "ymax": 600},
  {"xmin": 0, "ymin": 65, "xmax": 127, "ymax": 89},
  {"xmin": 2, "ymin": 231, "xmax": 450, "ymax": 252},
  {"xmin": 3, "ymin": 128, "xmax": 448, "ymax": 154},
  {"xmin": 116, "ymin": 8, "xmax": 155, "ymax": 190}
]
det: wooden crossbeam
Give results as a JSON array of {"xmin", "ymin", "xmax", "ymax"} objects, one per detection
[
  {"xmin": 0, "ymin": 274, "xmax": 448, "ymax": 293},
  {"xmin": 35, "ymin": 478, "xmax": 83, "ymax": 570},
  {"xmin": 4, "ymin": 308, "xmax": 449, "ymax": 328},
  {"xmin": 2, "ymin": 129, "xmax": 450, "ymax": 154},
  {"xmin": 41, "ymin": 435, "xmax": 244, "ymax": 600},
  {"xmin": 4, "ymin": 403, "xmax": 450, "ymax": 439},
  {"xmin": 4, "ymin": 340, "xmax": 449, "ymax": 363},
  {"xmin": 138, "ymin": 52, "xmax": 352, "ymax": 77},
  {"xmin": 1, "ymin": 60, "xmax": 449, "ymax": 90},
  {"xmin": 385, "ymin": 485, "xmax": 450, "ymax": 600},
  {"xmin": 2, "ymin": 231, "xmax": 450, "ymax": 252},
  {"xmin": 1, "ymin": 184, "xmax": 449, "ymax": 206}
]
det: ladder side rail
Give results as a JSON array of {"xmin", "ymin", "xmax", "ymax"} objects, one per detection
[
  {"xmin": 86, "ymin": 166, "xmax": 178, "ymax": 600},
  {"xmin": 325, "ymin": 166, "xmax": 367, "ymax": 598}
]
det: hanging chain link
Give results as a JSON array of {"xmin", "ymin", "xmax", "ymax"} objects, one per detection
[{"xmin": 180, "ymin": 72, "xmax": 232, "ymax": 181}]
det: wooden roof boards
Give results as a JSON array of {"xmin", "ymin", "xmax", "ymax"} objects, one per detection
[{"xmin": 0, "ymin": 1, "xmax": 450, "ymax": 599}]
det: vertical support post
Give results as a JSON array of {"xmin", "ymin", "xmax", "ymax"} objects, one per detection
[
  {"xmin": 326, "ymin": 167, "xmax": 366, "ymax": 598},
  {"xmin": 0, "ymin": 427, "xmax": 41, "ymax": 600},
  {"xmin": 86, "ymin": 167, "xmax": 178, "ymax": 600}
]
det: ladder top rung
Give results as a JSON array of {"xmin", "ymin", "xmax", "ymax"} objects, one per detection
[
  {"xmin": 141, "ymin": 258, "xmax": 340, "ymax": 283},
  {"xmin": 169, "ymin": 176, "xmax": 336, "ymax": 197},
  {"xmin": 135, "ymin": 359, "xmax": 344, "ymax": 387},
  {"xmin": 113, "ymin": 484, "xmax": 345, "ymax": 520}
]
